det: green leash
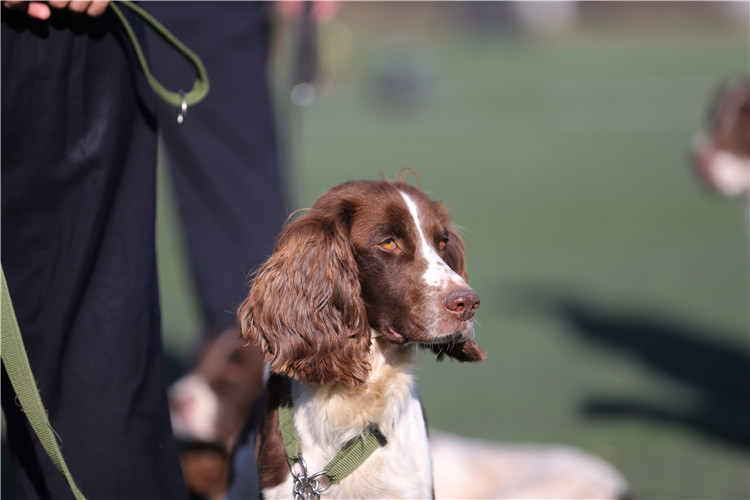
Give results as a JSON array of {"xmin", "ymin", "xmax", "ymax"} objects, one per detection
[
  {"xmin": 1, "ymin": 267, "xmax": 87, "ymax": 500},
  {"xmin": 278, "ymin": 376, "xmax": 386, "ymax": 498},
  {"xmin": 109, "ymin": 1, "xmax": 210, "ymax": 122},
  {"xmin": 1, "ymin": 4, "xmax": 210, "ymax": 500}
]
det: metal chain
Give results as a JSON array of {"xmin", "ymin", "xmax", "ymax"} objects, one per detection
[{"xmin": 290, "ymin": 455, "xmax": 331, "ymax": 500}]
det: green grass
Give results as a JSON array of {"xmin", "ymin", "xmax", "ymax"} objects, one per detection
[{"xmin": 158, "ymin": 27, "xmax": 749, "ymax": 500}]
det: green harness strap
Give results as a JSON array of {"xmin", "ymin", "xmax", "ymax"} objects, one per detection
[
  {"xmin": 278, "ymin": 376, "xmax": 386, "ymax": 488},
  {"xmin": 1, "ymin": 267, "xmax": 87, "ymax": 500},
  {"xmin": 0, "ymin": 4, "xmax": 210, "ymax": 500}
]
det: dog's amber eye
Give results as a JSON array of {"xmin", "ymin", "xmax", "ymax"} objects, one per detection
[
  {"xmin": 380, "ymin": 239, "xmax": 397, "ymax": 251},
  {"xmin": 438, "ymin": 239, "xmax": 447, "ymax": 251}
]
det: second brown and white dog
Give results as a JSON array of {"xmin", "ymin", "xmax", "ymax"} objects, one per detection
[
  {"xmin": 691, "ymin": 76, "xmax": 750, "ymax": 229},
  {"xmin": 237, "ymin": 173, "xmax": 485, "ymax": 498}
]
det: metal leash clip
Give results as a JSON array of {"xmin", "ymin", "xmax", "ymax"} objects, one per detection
[
  {"xmin": 177, "ymin": 90, "xmax": 188, "ymax": 124},
  {"xmin": 291, "ymin": 454, "xmax": 331, "ymax": 500}
]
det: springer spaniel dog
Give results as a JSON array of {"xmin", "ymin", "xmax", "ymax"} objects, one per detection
[
  {"xmin": 691, "ymin": 76, "xmax": 750, "ymax": 230},
  {"xmin": 237, "ymin": 173, "xmax": 485, "ymax": 499}
]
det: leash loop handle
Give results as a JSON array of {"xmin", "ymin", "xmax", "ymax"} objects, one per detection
[{"xmin": 109, "ymin": 1, "xmax": 210, "ymax": 123}]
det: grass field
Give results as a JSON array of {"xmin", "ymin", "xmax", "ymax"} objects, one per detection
[{"xmin": 157, "ymin": 8, "xmax": 749, "ymax": 500}]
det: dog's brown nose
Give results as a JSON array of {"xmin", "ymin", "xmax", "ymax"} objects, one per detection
[{"xmin": 443, "ymin": 289, "xmax": 480, "ymax": 320}]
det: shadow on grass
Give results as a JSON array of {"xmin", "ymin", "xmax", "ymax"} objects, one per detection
[{"xmin": 512, "ymin": 286, "xmax": 750, "ymax": 451}]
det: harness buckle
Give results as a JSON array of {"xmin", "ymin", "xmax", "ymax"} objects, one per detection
[{"xmin": 291, "ymin": 454, "xmax": 331, "ymax": 500}]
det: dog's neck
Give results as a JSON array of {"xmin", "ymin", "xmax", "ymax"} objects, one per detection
[
  {"xmin": 292, "ymin": 333, "xmax": 417, "ymax": 447},
  {"xmin": 263, "ymin": 333, "xmax": 433, "ymax": 499}
]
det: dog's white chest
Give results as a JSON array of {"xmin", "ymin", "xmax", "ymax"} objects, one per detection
[{"xmin": 263, "ymin": 383, "xmax": 433, "ymax": 499}]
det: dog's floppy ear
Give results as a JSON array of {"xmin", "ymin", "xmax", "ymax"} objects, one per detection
[
  {"xmin": 237, "ymin": 205, "xmax": 371, "ymax": 386},
  {"xmin": 433, "ymin": 224, "xmax": 487, "ymax": 363}
]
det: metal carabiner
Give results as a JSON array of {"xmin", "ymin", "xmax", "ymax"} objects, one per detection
[
  {"xmin": 290, "ymin": 455, "xmax": 331, "ymax": 500},
  {"xmin": 177, "ymin": 90, "xmax": 188, "ymax": 124}
]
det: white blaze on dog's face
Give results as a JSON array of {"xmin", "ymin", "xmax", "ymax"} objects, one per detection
[
  {"xmin": 169, "ymin": 374, "xmax": 220, "ymax": 443},
  {"xmin": 400, "ymin": 192, "xmax": 466, "ymax": 290},
  {"xmin": 237, "ymin": 177, "xmax": 486, "ymax": 388},
  {"xmin": 346, "ymin": 182, "xmax": 480, "ymax": 346},
  {"xmin": 168, "ymin": 329, "xmax": 266, "ymax": 446},
  {"xmin": 692, "ymin": 77, "xmax": 750, "ymax": 198}
]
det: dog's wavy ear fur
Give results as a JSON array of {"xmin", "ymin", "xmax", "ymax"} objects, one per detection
[
  {"xmin": 431, "ymin": 223, "xmax": 487, "ymax": 363},
  {"xmin": 237, "ymin": 205, "xmax": 371, "ymax": 386}
]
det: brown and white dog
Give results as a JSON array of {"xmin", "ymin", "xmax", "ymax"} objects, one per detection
[
  {"xmin": 691, "ymin": 76, "xmax": 750, "ymax": 228},
  {"xmin": 168, "ymin": 328, "xmax": 264, "ymax": 499},
  {"xmin": 237, "ymin": 173, "xmax": 485, "ymax": 498}
]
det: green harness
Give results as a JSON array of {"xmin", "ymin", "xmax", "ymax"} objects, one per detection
[{"xmin": 277, "ymin": 376, "xmax": 387, "ymax": 499}]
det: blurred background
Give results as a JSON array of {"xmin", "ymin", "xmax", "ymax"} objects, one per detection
[{"xmin": 155, "ymin": 2, "xmax": 748, "ymax": 499}]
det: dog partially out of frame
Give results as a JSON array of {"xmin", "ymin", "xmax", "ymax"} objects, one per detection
[{"xmin": 237, "ymin": 171, "xmax": 486, "ymax": 499}]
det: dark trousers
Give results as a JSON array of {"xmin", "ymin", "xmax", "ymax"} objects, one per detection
[
  {"xmin": 145, "ymin": 1, "xmax": 286, "ymax": 334},
  {"xmin": 1, "ymin": 8, "xmax": 187, "ymax": 499},
  {"xmin": 143, "ymin": 4, "xmax": 285, "ymax": 498}
]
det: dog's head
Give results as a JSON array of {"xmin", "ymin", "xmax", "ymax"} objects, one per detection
[
  {"xmin": 238, "ymin": 173, "xmax": 485, "ymax": 386},
  {"xmin": 692, "ymin": 76, "xmax": 750, "ymax": 196}
]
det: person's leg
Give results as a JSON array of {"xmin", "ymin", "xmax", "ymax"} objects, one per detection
[
  {"xmin": 145, "ymin": 1, "xmax": 286, "ymax": 334},
  {"xmin": 1, "ymin": 8, "xmax": 187, "ymax": 499}
]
